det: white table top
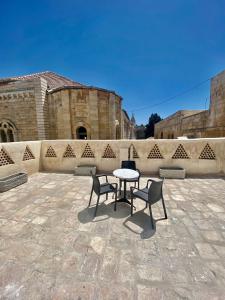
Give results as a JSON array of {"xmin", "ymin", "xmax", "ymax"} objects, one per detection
[{"xmin": 113, "ymin": 168, "xmax": 139, "ymax": 180}]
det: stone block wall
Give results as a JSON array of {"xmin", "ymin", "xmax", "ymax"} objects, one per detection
[
  {"xmin": 40, "ymin": 138, "xmax": 225, "ymax": 175},
  {"xmin": 1, "ymin": 139, "xmax": 225, "ymax": 177},
  {"xmin": 0, "ymin": 79, "xmax": 40, "ymax": 141},
  {"xmin": 46, "ymin": 88, "xmax": 121, "ymax": 140},
  {"xmin": 0, "ymin": 141, "xmax": 41, "ymax": 177}
]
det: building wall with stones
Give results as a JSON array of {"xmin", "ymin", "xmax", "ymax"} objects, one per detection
[
  {"xmin": 0, "ymin": 79, "xmax": 42, "ymax": 141},
  {"xmin": 155, "ymin": 70, "xmax": 225, "ymax": 139},
  {"xmin": 0, "ymin": 71, "xmax": 131, "ymax": 142},
  {"xmin": 47, "ymin": 88, "xmax": 122, "ymax": 140}
]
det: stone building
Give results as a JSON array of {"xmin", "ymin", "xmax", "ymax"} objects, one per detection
[
  {"xmin": 0, "ymin": 71, "xmax": 135, "ymax": 142},
  {"xmin": 155, "ymin": 70, "xmax": 225, "ymax": 139}
]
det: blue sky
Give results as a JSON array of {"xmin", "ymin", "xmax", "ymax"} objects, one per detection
[{"xmin": 1, "ymin": 0, "xmax": 225, "ymax": 124}]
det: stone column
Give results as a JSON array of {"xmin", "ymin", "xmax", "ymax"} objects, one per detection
[
  {"xmin": 89, "ymin": 90, "xmax": 99, "ymax": 139},
  {"xmin": 109, "ymin": 93, "xmax": 116, "ymax": 139},
  {"xmin": 34, "ymin": 78, "xmax": 48, "ymax": 140}
]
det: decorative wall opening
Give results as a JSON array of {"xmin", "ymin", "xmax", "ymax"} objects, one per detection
[
  {"xmin": 76, "ymin": 126, "xmax": 87, "ymax": 140},
  {"xmin": 172, "ymin": 144, "xmax": 190, "ymax": 159},
  {"xmin": 63, "ymin": 145, "xmax": 76, "ymax": 158},
  {"xmin": 0, "ymin": 120, "xmax": 17, "ymax": 143},
  {"xmin": 45, "ymin": 146, "xmax": 57, "ymax": 158},
  {"xmin": 132, "ymin": 145, "xmax": 139, "ymax": 159},
  {"xmin": 81, "ymin": 143, "xmax": 95, "ymax": 158},
  {"xmin": 23, "ymin": 146, "xmax": 35, "ymax": 161},
  {"xmin": 199, "ymin": 143, "xmax": 216, "ymax": 160},
  {"xmin": 0, "ymin": 148, "xmax": 14, "ymax": 166},
  {"xmin": 147, "ymin": 144, "xmax": 164, "ymax": 159},
  {"xmin": 102, "ymin": 144, "xmax": 116, "ymax": 158}
]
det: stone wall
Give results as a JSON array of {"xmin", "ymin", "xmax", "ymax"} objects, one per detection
[
  {"xmin": 0, "ymin": 79, "xmax": 40, "ymax": 141},
  {"xmin": 46, "ymin": 88, "xmax": 122, "ymax": 140},
  {"xmin": 1, "ymin": 139, "xmax": 225, "ymax": 178},
  {"xmin": 0, "ymin": 141, "xmax": 41, "ymax": 177},
  {"xmin": 155, "ymin": 110, "xmax": 204, "ymax": 139}
]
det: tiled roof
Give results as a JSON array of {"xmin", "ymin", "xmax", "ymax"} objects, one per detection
[
  {"xmin": 0, "ymin": 71, "xmax": 122, "ymax": 98},
  {"xmin": 6, "ymin": 71, "xmax": 85, "ymax": 90}
]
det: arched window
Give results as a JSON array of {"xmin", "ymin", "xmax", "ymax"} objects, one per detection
[
  {"xmin": 76, "ymin": 126, "xmax": 87, "ymax": 139},
  {"xmin": 0, "ymin": 120, "xmax": 16, "ymax": 142}
]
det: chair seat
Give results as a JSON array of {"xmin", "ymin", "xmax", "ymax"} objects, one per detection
[
  {"xmin": 100, "ymin": 183, "xmax": 116, "ymax": 194},
  {"xmin": 125, "ymin": 177, "xmax": 139, "ymax": 182},
  {"xmin": 133, "ymin": 188, "xmax": 149, "ymax": 202}
]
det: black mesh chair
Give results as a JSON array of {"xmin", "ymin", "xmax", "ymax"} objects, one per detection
[
  {"xmin": 119, "ymin": 160, "xmax": 141, "ymax": 193},
  {"xmin": 89, "ymin": 173, "xmax": 118, "ymax": 217},
  {"xmin": 130, "ymin": 179, "xmax": 167, "ymax": 229}
]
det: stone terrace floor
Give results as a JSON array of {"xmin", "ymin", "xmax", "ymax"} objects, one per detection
[{"xmin": 0, "ymin": 173, "xmax": 225, "ymax": 299}]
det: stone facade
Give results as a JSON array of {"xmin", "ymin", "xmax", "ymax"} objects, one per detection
[
  {"xmin": 0, "ymin": 71, "xmax": 134, "ymax": 142},
  {"xmin": 155, "ymin": 70, "xmax": 225, "ymax": 139}
]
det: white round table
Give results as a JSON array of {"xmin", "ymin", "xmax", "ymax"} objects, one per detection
[{"xmin": 113, "ymin": 168, "xmax": 139, "ymax": 205}]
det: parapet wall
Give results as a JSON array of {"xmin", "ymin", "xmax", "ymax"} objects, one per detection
[
  {"xmin": 0, "ymin": 141, "xmax": 41, "ymax": 177},
  {"xmin": 1, "ymin": 139, "xmax": 225, "ymax": 177}
]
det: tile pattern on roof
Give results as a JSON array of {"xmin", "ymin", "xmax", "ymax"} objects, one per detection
[
  {"xmin": 0, "ymin": 148, "xmax": 14, "ymax": 166},
  {"xmin": 147, "ymin": 144, "xmax": 163, "ymax": 159},
  {"xmin": 172, "ymin": 144, "xmax": 189, "ymax": 159},
  {"xmin": 45, "ymin": 146, "xmax": 57, "ymax": 158},
  {"xmin": 5, "ymin": 71, "xmax": 84, "ymax": 91},
  {"xmin": 23, "ymin": 146, "xmax": 35, "ymax": 161},
  {"xmin": 63, "ymin": 145, "xmax": 76, "ymax": 158},
  {"xmin": 102, "ymin": 144, "xmax": 116, "ymax": 158},
  {"xmin": 81, "ymin": 143, "xmax": 95, "ymax": 158},
  {"xmin": 199, "ymin": 143, "xmax": 216, "ymax": 160}
]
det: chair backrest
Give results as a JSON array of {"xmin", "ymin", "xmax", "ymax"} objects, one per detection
[
  {"xmin": 91, "ymin": 172, "xmax": 100, "ymax": 195},
  {"xmin": 121, "ymin": 160, "xmax": 136, "ymax": 170},
  {"xmin": 148, "ymin": 180, "xmax": 163, "ymax": 204}
]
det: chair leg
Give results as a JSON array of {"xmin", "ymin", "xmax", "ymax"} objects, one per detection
[
  {"xmin": 114, "ymin": 191, "xmax": 117, "ymax": 211},
  {"xmin": 106, "ymin": 193, "xmax": 108, "ymax": 200},
  {"xmin": 119, "ymin": 179, "xmax": 122, "ymax": 195},
  {"xmin": 161, "ymin": 196, "xmax": 168, "ymax": 219},
  {"xmin": 149, "ymin": 204, "xmax": 154, "ymax": 229},
  {"xmin": 88, "ymin": 186, "xmax": 93, "ymax": 207},
  {"xmin": 94, "ymin": 195, "xmax": 100, "ymax": 217},
  {"xmin": 138, "ymin": 179, "xmax": 140, "ymax": 189},
  {"xmin": 145, "ymin": 202, "xmax": 148, "ymax": 209},
  {"xmin": 131, "ymin": 193, "xmax": 133, "ymax": 216}
]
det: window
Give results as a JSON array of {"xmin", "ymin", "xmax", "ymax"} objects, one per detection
[{"xmin": 0, "ymin": 121, "xmax": 16, "ymax": 142}]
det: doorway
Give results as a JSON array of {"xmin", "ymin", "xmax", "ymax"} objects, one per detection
[{"xmin": 76, "ymin": 126, "xmax": 87, "ymax": 139}]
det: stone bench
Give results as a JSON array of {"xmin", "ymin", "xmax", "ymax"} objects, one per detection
[
  {"xmin": 159, "ymin": 167, "xmax": 185, "ymax": 179},
  {"xmin": 0, "ymin": 172, "xmax": 28, "ymax": 193},
  {"xmin": 74, "ymin": 165, "xmax": 96, "ymax": 176}
]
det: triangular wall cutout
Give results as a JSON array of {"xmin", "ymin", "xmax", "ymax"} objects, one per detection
[
  {"xmin": 81, "ymin": 143, "xmax": 95, "ymax": 158},
  {"xmin": 102, "ymin": 144, "xmax": 116, "ymax": 158},
  {"xmin": 0, "ymin": 148, "xmax": 14, "ymax": 166},
  {"xmin": 147, "ymin": 144, "xmax": 163, "ymax": 159},
  {"xmin": 63, "ymin": 144, "xmax": 76, "ymax": 158},
  {"xmin": 23, "ymin": 146, "xmax": 35, "ymax": 161},
  {"xmin": 45, "ymin": 146, "xmax": 57, "ymax": 158},
  {"xmin": 199, "ymin": 143, "xmax": 216, "ymax": 160},
  {"xmin": 172, "ymin": 144, "xmax": 189, "ymax": 159},
  {"xmin": 131, "ymin": 144, "xmax": 139, "ymax": 159}
]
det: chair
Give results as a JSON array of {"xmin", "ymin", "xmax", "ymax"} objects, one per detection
[
  {"xmin": 119, "ymin": 160, "xmax": 141, "ymax": 193},
  {"xmin": 89, "ymin": 173, "xmax": 118, "ymax": 217},
  {"xmin": 130, "ymin": 179, "xmax": 167, "ymax": 229}
]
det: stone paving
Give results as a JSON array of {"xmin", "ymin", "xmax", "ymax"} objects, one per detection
[{"xmin": 0, "ymin": 173, "xmax": 225, "ymax": 299}]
